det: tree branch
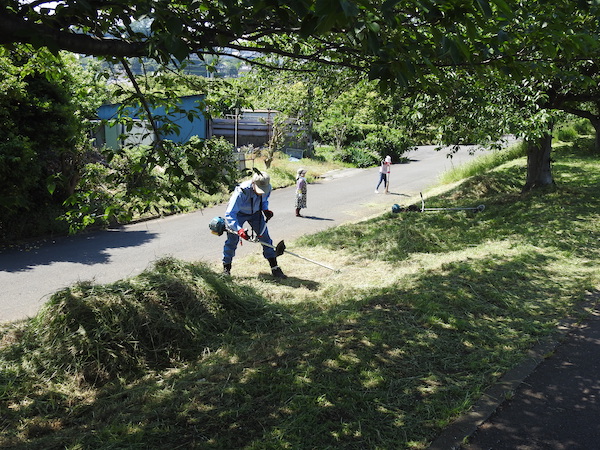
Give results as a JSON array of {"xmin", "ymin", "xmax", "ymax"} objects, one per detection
[
  {"xmin": 120, "ymin": 58, "xmax": 210, "ymax": 194},
  {"xmin": 561, "ymin": 106, "xmax": 598, "ymax": 122},
  {"xmin": 0, "ymin": 13, "xmax": 147, "ymax": 57}
]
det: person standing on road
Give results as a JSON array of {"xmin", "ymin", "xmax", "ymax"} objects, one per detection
[
  {"xmin": 295, "ymin": 168, "xmax": 307, "ymax": 217},
  {"xmin": 375, "ymin": 155, "xmax": 392, "ymax": 194},
  {"xmin": 222, "ymin": 171, "xmax": 286, "ymax": 279}
]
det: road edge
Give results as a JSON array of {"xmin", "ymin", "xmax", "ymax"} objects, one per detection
[{"xmin": 427, "ymin": 293, "xmax": 600, "ymax": 450}]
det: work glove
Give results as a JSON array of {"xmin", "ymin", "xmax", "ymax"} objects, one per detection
[
  {"xmin": 237, "ymin": 229, "xmax": 249, "ymax": 240},
  {"xmin": 263, "ymin": 209, "xmax": 274, "ymax": 222}
]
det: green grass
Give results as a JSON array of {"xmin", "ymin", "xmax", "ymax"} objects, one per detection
[
  {"xmin": 438, "ymin": 141, "xmax": 527, "ymax": 184},
  {"xmin": 160, "ymin": 148, "xmax": 349, "ymax": 220},
  {"xmin": 246, "ymin": 148, "xmax": 354, "ymax": 188},
  {"xmin": 135, "ymin": 149, "xmax": 348, "ymax": 220},
  {"xmin": 1, "ymin": 143, "xmax": 599, "ymax": 449}
]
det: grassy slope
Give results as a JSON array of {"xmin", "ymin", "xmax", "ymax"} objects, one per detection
[{"xmin": 1, "ymin": 143, "xmax": 599, "ymax": 449}]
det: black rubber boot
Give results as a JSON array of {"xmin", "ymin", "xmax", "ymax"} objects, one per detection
[
  {"xmin": 268, "ymin": 257, "xmax": 287, "ymax": 279},
  {"xmin": 223, "ymin": 263, "xmax": 232, "ymax": 275}
]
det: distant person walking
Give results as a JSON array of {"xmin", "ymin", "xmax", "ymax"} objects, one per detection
[
  {"xmin": 375, "ymin": 155, "xmax": 392, "ymax": 193},
  {"xmin": 295, "ymin": 168, "xmax": 307, "ymax": 217}
]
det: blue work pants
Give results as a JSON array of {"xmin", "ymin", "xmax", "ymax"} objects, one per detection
[{"xmin": 223, "ymin": 212, "xmax": 276, "ymax": 264}]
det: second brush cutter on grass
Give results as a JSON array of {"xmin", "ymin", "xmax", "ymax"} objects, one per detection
[{"xmin": 391, "ymin": 193, "xmax": 485, "ymax": 214}]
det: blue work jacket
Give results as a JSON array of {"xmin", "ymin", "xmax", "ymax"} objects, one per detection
[{"xmin": 225, "ymin": 180, "xmax": 270, "ymax": 232}]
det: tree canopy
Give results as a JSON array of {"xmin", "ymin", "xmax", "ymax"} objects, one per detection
[{"xmin": 1, "ymin": 0, "xmax": 597, "ymax": 85}]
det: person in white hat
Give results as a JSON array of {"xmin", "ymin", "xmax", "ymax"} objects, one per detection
[
  {"xmin": 295, "ymin": 168, "xmax": 307, "ymax": 217},
  {"xmin": 375, "ymin": 155, "xmax": 392, "ymax": 194},
  {"xmin": 222, "ymin": 171, "xmax": 286, "ymax": 278}
]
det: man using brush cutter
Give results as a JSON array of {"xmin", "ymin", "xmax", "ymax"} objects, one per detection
[{"xmin": 221, "ymin": 170, "xmax": 286, "ymax": 279}]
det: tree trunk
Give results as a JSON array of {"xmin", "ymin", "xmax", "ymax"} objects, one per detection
[
  {"xmin": 591, "ymin": 118, "xmax": 600, "ymax": 154},
  {"xmin": 306, "ymin": 118, "xmax": 315, "ymax": 158},
  {"xmin": 264, "ymin": 151, "xmax": 273, "ymax": 169},
  {"xmin": 523, "ymin": 131, "xmax": 555, "ymax": 192}
]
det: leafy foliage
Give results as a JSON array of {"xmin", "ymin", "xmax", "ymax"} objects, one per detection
[
  {"xmin": 334, "ymin": 144, "xmax": 379, "ymax": 168},
  {"xmin": 354, "ymin": 127, "xmax": 413, "ymax": 162},
  {"xmin": 0, "ymin": 46, "xmax": 102, "ymax": 241},
  {"xmin": 2, "ymin": 0, "xmax": 598, "ymax": 86},
  {"xmin": 61, "ymin": 136, "xmax": 239, "ymax": 233}
]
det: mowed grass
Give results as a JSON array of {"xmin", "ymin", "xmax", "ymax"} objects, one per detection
[{"xmin": 1, "ymin": 143, "xmax": 599, "ymax": 449}]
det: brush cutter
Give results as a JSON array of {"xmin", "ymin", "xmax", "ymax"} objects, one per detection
[
  {"xmin": 391, "ymin": 193, "xmax": 485, "ymax": 214},
  {"xmin": 209, "ymin": 216, "xmax": 339, "ymax": 272},
  {"xmin": 419, "ymin": 192, "xmax": 485, "ymax": 213}
]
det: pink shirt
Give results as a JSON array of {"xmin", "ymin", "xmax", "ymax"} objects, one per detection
[{"xmin": 380, "ymin": 161, "xmax": 390, "ymax": 174}]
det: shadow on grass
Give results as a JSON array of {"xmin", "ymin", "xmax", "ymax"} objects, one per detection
[
  {"xmin": 255, "ymin": 272, "xmax": 322, "ymax": 291},
  {"xmin": 299, "ymin": 161, "xmax": 600, "ymax": 263},
  {"xmin": 2, "ymin": 247, "xmax": 592, "ymax": 449}
]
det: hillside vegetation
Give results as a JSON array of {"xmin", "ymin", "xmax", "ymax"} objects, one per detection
[{"xmin": 1, "ymin": 141, "xmax": 599, "ymax": 449}]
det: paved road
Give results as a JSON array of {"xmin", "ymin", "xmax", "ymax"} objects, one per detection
[
  {"xmin": 0, "ymin": 145, "xmax": 489, "ymax": 324},
  {"xmin": 461, "ymin": 308, "xmax": 600, "ymax": 450}
]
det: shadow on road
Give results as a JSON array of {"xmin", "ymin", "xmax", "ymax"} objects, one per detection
[
  {"xmin": 382, "ymin": 192, "xmax": 411, "ymax": 197},
  {"xmin": 0, "ymin": 229, "xmax": 158, "ymax": 273},
  {"xmin": 298, "ymin": 216, "xmax": 334, "ymax": 221}
]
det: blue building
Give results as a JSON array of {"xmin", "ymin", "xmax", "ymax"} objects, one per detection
[{"xmin": 94, "ymin": 95, "xmax": 208, "ymax": 150}]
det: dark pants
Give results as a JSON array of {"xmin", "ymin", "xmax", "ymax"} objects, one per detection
[{"xmin": 376, "ymin": 173, "xmax": 387, "ymax": 190}]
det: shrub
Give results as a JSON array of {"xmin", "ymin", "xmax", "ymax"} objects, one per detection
[
  {"xmin": 572, "ymin": 136, "xmax": 595, "ymax": 154},
  {"xmin": 60, "ymin": 136, "xmax": 240, "ymax": 234},
  {"xmin": 334, "ymin": 146, "xmax": 380, "ymax": 167},
  {"xmin": 0, "ymin": 48, "xmax": 89, "ymax": 243},
  {"xmin": 353, "ymin": 127, "xmax": 412, "ymax": 162},
  {"xmin": 557, "ymin": 126, "xmax": 578, "ymax": 142},
  {"xmin": 573, "ymin": 118, "xmax": 594, "ymax": 135}
]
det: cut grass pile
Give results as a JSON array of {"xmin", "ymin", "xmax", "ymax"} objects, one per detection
[
  {"xmin": 12, "ymin": 258, "xmax": 274, "ymax": 386},
  {"xmin": 1, "ymin": 144, "xmax": 599, "ymax": 449}
]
